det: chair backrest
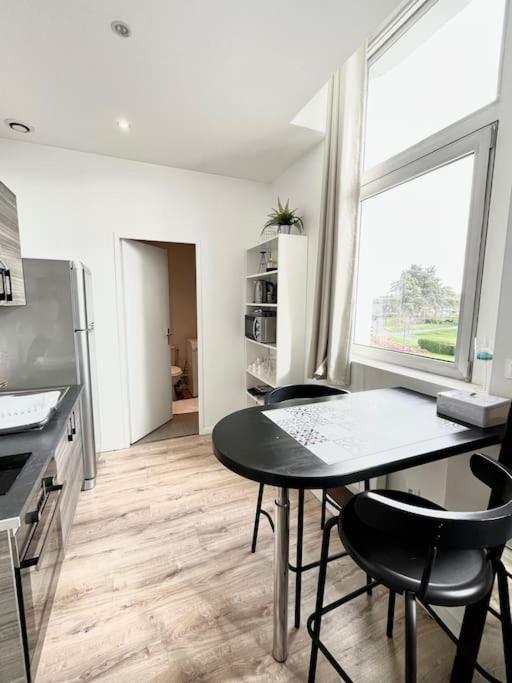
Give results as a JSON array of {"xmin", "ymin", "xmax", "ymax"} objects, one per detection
[
  {"xmin": 264, "ymin": 383, "xmax": 348, "ymax": 407},
  {"xmin": 354, "ymin": 453, "xmax": 512, "ymax": 552}
]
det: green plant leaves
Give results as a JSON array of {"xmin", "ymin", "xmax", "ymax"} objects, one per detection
[{"xmin": 261, "ymin": 197, "xmax": 304, "ymax": 232}]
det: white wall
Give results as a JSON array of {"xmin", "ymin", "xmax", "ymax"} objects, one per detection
[
  {"xmin": 270, "ymin": 141, "xmax": 325, "ymax": 376},
  {"xmin": 492, "ymin": 193, "xmax": 512, "ymax": 398},
  {"xmin": 0, "ymin": 139, "xmax": 270, "ymax": 451}
]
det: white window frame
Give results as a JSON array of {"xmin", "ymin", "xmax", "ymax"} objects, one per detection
[
  {"xmin": 353, "ymin": 124, "xmax": 496, "ymax": 380},
  {"xmin": 352, "ymin": 0, "xmax": 506, "ymax": 381}
]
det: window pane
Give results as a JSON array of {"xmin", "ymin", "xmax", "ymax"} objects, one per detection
[
  {"xmin": 365, "ymin": 0, "xmax": 505, "ymax": 169},
  {"xmin": 354, "ymin": 155, "xmax": 474, "ymax": 362}
]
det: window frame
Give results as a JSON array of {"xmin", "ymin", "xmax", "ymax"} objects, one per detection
[
  {"xmin": 353, "ymin": 123, "xmax": 497, "ymax": 381},
  {"xmin": 351, "ymin": 0, "xmax": 505, "ymax": 381},
  {"xmin": 365, "ymin": 0, "xmax": 508, "ymax": 172}
]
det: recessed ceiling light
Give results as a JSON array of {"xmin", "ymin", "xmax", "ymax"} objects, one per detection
[
  {"xmin": 111, "ymin": 20, "xmax": 131, "ymax": 38},
  {"xmin": 4, "ymin": 119, "xmax": 33, "ymax": 134},
  {"xmin": 116, "ymin": 118, "xmax": 131, "ymax": 133}
]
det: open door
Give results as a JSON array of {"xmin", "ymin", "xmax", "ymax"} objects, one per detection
[{"xmin": 122, "ymin": 240, "xmax": 172, "ymax": 443}]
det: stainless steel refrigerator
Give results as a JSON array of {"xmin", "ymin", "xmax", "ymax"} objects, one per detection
[{"xmin": 0, "ymin": 258, "xmax": 100, "ymax": 489}]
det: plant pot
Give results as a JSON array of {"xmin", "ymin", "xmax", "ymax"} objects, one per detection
[{"xmin": 278, "ymin": 224, "xmax": 292, "ymax": 235}]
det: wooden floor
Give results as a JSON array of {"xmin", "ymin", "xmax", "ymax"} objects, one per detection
[{"xmin": 37, "ymin": 435, "xmax": 506, "ymax": 682}]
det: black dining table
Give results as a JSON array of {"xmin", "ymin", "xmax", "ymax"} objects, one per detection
[{"xmin": 212, "ymin": 387, "xmax": 506, "ymax": 676}]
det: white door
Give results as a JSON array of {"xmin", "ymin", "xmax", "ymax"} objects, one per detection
[{"xmin": 122, "ymin": 239, "xmax": 172, "ymax": 443}]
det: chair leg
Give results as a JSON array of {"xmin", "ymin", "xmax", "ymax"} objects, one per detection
[
  {"xmin": 497, "ymin": 560, "xmax": 512, "ymax": 682},
  {"xmin": 404, "ymin": 592, "xmax": 417, "ymax": 683},
  {"xmin": 308, "ymin": 516, "xmax": 338, "ymax": 683},
  {"xmin": 320, "ymin": 489, "xmax": 327, "ymax": 530},
  {"xmin": 295, "ymin": 489, "xmax": 304, "ymax": 629},
  {"xmin": 387, "ymin": 590, "xmax": 396, "ymax": 638},
  {"xmin": 251, "ymin": 483, "xmax": 265, "ymax": 553}
]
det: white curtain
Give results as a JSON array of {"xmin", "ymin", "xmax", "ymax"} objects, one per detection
[{"xmin": 308, "ymin": 45, "xmax": 366, "ymax": 386}]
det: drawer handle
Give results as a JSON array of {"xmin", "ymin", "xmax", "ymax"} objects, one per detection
[
  {"xmin": 4, "ymin": 269, "xmax": 12, "ymax": 302},
  {"xmin": 71, "ymin": 411, "xmax": 77, "ymax": 435},
  {"xmin": 67, "ymin": 417, "xmax": 74, "ymax": 442},
  {"xmin": 0, "ymin": 270, "xmax": 6, "ymax": 301},
  {"xmin": 21, "ymin": 484, "xmax": 63, "ymax": 570}
]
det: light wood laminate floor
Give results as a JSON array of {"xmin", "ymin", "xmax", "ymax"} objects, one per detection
[{"xmin": 37, "ymin": 435, "xmax": 506, "ymax": 682}]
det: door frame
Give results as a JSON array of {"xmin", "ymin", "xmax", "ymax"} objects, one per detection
[{"xmin": 113, "ymin": 232, "xmax": 205, "ymax": 448}]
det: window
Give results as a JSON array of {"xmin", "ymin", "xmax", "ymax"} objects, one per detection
[
  {"xmin": 365, "ymin": 0, "xmax": 506, "ymax": 169},
  {"xmin": 353, "ymin": 0, "xmax": 505, "ymax": 380}
]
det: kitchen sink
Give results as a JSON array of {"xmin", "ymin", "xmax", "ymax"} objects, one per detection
[
  {"xmin": 0, "ymin": 387, "xmax": 69, "ymax": 435},
  {"xmin": 0, "ymin": 452, "xmax": 31, "ymax": 495}
]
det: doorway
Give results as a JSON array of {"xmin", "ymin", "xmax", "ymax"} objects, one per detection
[{"xmin": 120, "ymin": 238, "xmax": 199, "ymax": 445}]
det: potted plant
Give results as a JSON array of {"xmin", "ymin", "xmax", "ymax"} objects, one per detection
[{"xmin": 262, "ymin": 198, "xmax": 304, "ymax": 236}]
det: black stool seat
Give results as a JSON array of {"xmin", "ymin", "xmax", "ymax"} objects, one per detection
[
  {"xmin": 339, "ymin": 490, "xmax": 493, "ymax": 606},
  {"xmin": 308, "ymin": 454, "xmax": 512, "ymax": 683}
]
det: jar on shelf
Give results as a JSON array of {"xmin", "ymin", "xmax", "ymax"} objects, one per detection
[{"xmin": 266, "ymin": 250, "xmax": 277, "ymax": 271}]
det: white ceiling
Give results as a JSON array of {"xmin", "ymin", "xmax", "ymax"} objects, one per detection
[{"xmin": 0, "ymin": 0, "xmax": 400, "ymax": 182}]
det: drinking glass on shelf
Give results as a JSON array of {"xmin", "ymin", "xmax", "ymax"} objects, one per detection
[
  {"xmin": 258, "ymin": 251, "xmax": 267, "ymax": 273},
  {"xmin": 474, "ymin": 336, "xmax": 493, "ymax": 392}
]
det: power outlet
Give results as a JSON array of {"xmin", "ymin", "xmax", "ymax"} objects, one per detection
[
  {"xmin": 505, "ymin": 358, "xmax": 512, "ymax": 380},
  {"xmin": 407, "ymin": 487, "xmax": 421, "ymax": 497}
]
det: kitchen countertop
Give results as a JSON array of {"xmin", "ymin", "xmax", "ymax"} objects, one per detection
[{"xmin": 0, "ymin": 384, "xmax": 82, "ymax": 532}]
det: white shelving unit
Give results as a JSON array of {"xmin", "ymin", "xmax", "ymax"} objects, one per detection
[
  {"xmin": 244, "ymin": 234, "xmax": 307, "ymax": 407},
  {"xmin": 245, "ymin": 302, "xmax": 278, "ymax": 308}
]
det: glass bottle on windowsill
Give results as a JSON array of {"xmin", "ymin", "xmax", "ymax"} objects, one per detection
[{"xmin": 474, "ymin": 336, "xmax": 493, "ymax": 393}]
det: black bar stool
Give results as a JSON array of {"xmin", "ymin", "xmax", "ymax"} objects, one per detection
[
  {"xmin": 250, "ymin": 384, "xmax": 350, "ymax": 628},
  {"xmin": 307, "ymin": 452, "xmax": 512, "ymax": 683}
]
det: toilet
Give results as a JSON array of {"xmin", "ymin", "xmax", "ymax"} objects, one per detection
[{"xmin": 170, "ymin": 346, "xmax": 183, "ymax": 400}]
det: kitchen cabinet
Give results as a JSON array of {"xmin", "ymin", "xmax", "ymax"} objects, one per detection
[
  {"xmin": 0, "ymin": 180, "xmax": 26, "ymax": 306},
  {"xmin": 0, "ymin": 533, "xmax": 26, "ymax": 683},
  {"xmin": 0, "ymin": 389, "xmax": 84, "ymax": 683},
  {"xmin": 54, "ymin": 403, "xmax": 84, "ymax": 547}
]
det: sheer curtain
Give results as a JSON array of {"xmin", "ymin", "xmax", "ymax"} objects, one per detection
[{"xmin": 308, "ymin": 45, "xmax": 366, "ymax": 386}]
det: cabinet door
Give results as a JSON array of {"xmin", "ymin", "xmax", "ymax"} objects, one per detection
[
  {"xmin": 0, "ymin": 180, "xmax": 26, "ymax": 306},
  {"xmin": 55, "ymin": 405, "xmax": 84, "ymax": 548}
]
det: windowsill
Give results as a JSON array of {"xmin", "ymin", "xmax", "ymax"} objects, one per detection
[{"xmin": 350, "ymin": 355, "xmax": 482, "ymax": 395}]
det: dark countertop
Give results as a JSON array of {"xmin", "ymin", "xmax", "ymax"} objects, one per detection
[{"xmin": 0, "ymin": 384, "xmax": 82, "ymax": 532}]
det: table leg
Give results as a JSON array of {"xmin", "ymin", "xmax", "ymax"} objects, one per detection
[{"xmin": 273, "ymin": 486, "xmax": 290, "ymax": 663}]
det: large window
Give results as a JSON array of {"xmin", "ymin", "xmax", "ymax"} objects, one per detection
[
  {"xmin": 364, "ymin": 0, "xmax": 506, "ymax": 169},
  {"xmin": 353, "ymin": 0, "xmax": 505, "ymax": 380}
]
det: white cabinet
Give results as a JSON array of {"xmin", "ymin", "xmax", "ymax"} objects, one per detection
[
  {"xmin": 244, "ymin": 234, "xmax": 307, "ymax": 405},
  {"xmin": 0, "ymin": 181, "xmax": 25, "ymax": 306}
]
